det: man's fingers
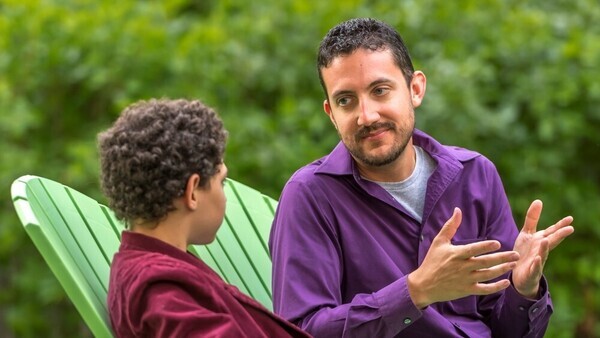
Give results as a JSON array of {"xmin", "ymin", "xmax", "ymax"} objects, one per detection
[
  {"xmin": 539, "ymin": 239, "xmax": 550, "ymax": 265},
  {"xmin": 469, "ymin": 251, "xmax": 520, "ymax": 270},
  {"xmin": 528, "ymin": 256, "xmax": 544, "ymax": 283},
  {"xmin": 522, "ymin": 199, "xmax": 543, "ymax": 234},
  {"xmin": 458, "ymin": 240, "xmax": 502, "ymax": 258},
  {"xmin": 471, "ymin": 279, "xmax": 511, "ymax": 296},
  {"xmin": 546, "ymin": 226, "xmax": 574, "ymax": 250},
  {"xmin": 472, "ymin": 261, "xmax": 518, "ymax": 282},
  {"xmin": 435, "ymin": 207, "xmax": 462, "ymax": 243},
  {"xmin": 543, "ymin": 216, "xmax": 574, "ymax": 236},
  {"xmin": 543, "ymin": 216, "xmax": 574, "ymax": 249}
]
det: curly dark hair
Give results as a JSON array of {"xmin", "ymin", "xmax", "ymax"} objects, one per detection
[
  {"xmin": 317, "ymin": 18, "xmax": 415, "ymax": 99},
  {"xmin": 98, "ymin": 98, "xmax": 228, "ymax": 227}
]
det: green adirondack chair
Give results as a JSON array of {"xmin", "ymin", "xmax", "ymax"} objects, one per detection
[{"xmin": 11, "ymin": 175, "xmax": 277, "ymax": 338}]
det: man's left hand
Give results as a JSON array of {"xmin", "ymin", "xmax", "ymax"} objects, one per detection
[{"xmin": 511, "ymin": 200, "xmax": 574, "ymax": 298}]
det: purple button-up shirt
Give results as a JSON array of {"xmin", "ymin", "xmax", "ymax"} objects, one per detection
[{"xmin": 269, "ymin": 129, "xmax": 552, "ymax": 338}]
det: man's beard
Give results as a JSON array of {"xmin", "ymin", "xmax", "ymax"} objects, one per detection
[{"xmin": 343, "ymin": 120, "xmax": 414, "ymax": 167}]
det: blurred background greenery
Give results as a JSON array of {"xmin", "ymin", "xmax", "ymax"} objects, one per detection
[{"xmin": 1, "ymin": 0, "xmax": 598, "ymax": 336}]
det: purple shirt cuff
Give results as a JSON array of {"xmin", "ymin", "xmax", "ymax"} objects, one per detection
[
  {"xmin": 505, "ymin": 275, "xmax": 552, "ymax": 322},
  {"xmin": 374, "ymin": 275, "xmax": 423, "ymax": 331}
]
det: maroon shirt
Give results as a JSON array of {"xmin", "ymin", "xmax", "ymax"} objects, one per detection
[{"xmin": 108, "ymin": 231, "xmax": 310, "ymax": 338}]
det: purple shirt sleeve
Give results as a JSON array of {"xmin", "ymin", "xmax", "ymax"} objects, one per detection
[
  {"xmin": 301, "ymin": 277, "xmax": 423, "ymax": 337},
  {"xmin": 270, "ymin": 180, "xmax": 425, "ymax": 337},
  {"xmin": 493, "ymin": 277, "xmax": 552, "ymax": 337},
  {"xmin": 477, "ymin": 158, "xmax": 553, "ymax": 337}
]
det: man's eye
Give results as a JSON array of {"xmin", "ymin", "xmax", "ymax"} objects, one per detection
[
  {"xmin": 337, "ymin": 97, "xmax": 350, "ymax": 106},
  {"xmin": 374, "ymin": 87, "xmax": 390, "ymax": 96}
]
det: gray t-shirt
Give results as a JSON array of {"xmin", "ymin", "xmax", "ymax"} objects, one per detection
[{"xmin": 371, "ymin": 146, "xmax": 436, "ymax": 223}]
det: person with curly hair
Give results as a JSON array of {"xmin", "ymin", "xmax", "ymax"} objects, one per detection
[{"xmin": 98, "ymin": 98, "xmax": 310, "ymax": 338}]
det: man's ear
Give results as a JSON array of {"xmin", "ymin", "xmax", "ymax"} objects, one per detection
[
  {"xmin": 410, "ymin": 71, "xmax": 427, "ymax": 108},
  {"xmin": 183, "ymin": 174, "xmax": 201, "ymax": 210},
  {"xmin": 323, "ymin": 99, "xmax": 338, "ymax": 130}
]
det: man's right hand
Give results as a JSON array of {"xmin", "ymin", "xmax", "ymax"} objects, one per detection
[{"xmin": 407, "ymin": 208, "xmax": 520, "ymax": 309}]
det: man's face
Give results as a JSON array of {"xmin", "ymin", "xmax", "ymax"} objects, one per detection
[{"xmin": 322, "ymin": 48, "xmax": 425, "ymax": 168}]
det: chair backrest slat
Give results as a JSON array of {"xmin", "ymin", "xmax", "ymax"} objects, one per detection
[{"xmin": 12, "ymin": 175, "xmax": 114, "ymax": 338}]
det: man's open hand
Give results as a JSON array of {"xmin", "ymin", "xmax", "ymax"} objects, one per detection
[
  {"xmin": 511, "ymin": 200, "xmax": 574, "ymax": 298},
  {"xmin": 408, "ymin": 208, "xmax": 520, "ymax": 309}
]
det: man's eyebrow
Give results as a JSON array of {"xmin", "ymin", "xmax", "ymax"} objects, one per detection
[
  {"xmin": 331, "ymin": 78, "xmax": 394, "ymax": 99},
  {"xmin": 368, "ymin": 78, "xmax": 393, "ymax": 89},
  {"xmin": 331, "ymin": 89, "xmax": 354, "ymax": 99}
]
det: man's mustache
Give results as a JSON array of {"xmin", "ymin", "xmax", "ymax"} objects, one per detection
[{"xmin": 355, "ymin": 122, "xmax": 395, "ymax": 140}]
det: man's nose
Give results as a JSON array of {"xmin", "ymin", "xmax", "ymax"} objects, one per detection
[{"xmin": 357, "ymin": 100, "xmax": 380, "ymax": 126}]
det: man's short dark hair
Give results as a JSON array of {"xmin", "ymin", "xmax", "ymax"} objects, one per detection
[
  {"xmin": 317, "ymin": 18, "xmax": 415, "ymax": 99},
  {"xmin": 98, "ymin": 98, "xmax": 228, "ymax": 227}
]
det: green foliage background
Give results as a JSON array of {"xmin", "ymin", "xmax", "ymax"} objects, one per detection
[{"xmin": 1, "ymin": 0, "xmax": 598, "ymax": 336}]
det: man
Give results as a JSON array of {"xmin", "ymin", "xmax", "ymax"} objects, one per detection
[
  {"xmin": 269, "ymin": 18, "xmax": 574, "ymax": 337},
  {"xmin": 99, "ymin": 99, "xmax": 310, "ymax": 337}
]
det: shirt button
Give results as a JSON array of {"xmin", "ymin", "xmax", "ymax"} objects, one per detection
[
  {"xmin": 403, "ymin": 318, "xmax": 412, "ymax": 325},
  {"xmin": 532, "ymin": 307, "xmax": 538, "ymax": 313},
  {"xmin": 420, "ymin": 234, "xmax": 424, "ymax": 241},
  {"xmin": 518, "ymin": 306, "xmax": 525, "ymax": 311}
]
